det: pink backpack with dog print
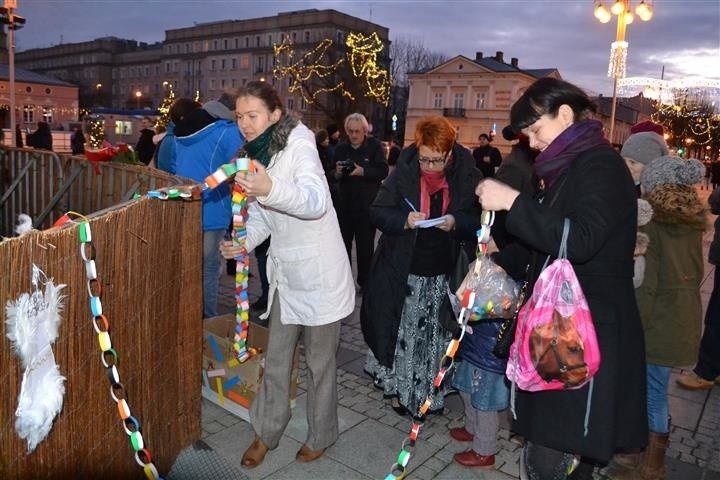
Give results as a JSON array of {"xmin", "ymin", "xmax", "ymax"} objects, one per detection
[{"xmin": 506, "ymin": 218, "xmax": 601, "ymax": 394}]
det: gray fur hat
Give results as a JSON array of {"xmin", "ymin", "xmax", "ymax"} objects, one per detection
[
  {"xmin": 640, "ymin": 156, "xmax": 704, "ymax": 193},
  {"xmin": 620, "ymin": 132, "xmax": 669, "ymax": 166}
]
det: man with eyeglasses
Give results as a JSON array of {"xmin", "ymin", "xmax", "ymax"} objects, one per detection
[{"xmin": 333, "ymin": 113, "xmax": 388, "ymax": 292}]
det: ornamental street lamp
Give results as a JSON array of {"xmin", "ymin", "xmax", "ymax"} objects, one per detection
[
  {"xmin": 0, "ymin": 0, "xmax": 26, "ymax": 144},
  {"xmin": 135, "ymin": 90, "xmax": 142, "ymax": 110},
  {"xmin": 593, "ymin": 0, "xmax": 654, "ymax": 144}
]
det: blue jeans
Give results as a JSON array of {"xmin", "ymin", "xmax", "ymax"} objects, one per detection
[
  {"xmin": 203, "ymin": 229, "xmax": 225, "ymax": 318},
  {"xmin": 646, "ymin": 363, "xmax": 671, "ymax": 434}
]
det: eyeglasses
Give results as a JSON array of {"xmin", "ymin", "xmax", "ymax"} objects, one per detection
[{"xmin": 418, "ymin": 155, "xmax": 447, "ymax": 166}]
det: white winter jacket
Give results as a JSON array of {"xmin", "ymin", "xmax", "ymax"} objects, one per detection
[{"xmin": 246, "ymin": 122, "xmax": 355, "ymax": 326}]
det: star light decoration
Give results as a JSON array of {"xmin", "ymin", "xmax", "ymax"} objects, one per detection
[{"xmin": 272, "ymin": 32, "xmax": 390, "ymax": 107}]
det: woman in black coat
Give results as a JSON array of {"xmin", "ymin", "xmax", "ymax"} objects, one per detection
[
  {"xmin": 477, "ymin": 78, "xmax": 647, "ymax": 479},
  {"xmin": 361, "ymin": 116, "xmax": 481, "ymax": 416}
]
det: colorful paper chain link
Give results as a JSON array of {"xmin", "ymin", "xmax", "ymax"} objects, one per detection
[
  {"xmin": 383, "ymin": 210, "xmax": 494, "ymax": 480},
  {"xmin": 204, "ymin": 157, "xmax": 253, "ymax": 363},
  {"xmin": 59, "ymin": 212, "xmax": 162, "ymax": 480}
]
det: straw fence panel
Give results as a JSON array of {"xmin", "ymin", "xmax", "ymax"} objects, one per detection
[{"xmin": 0, "ymin": 196, "xmax": 202, "ymax": 479}]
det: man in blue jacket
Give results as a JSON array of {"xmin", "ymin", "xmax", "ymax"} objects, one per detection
[{"xmin": 175, "ymin": 93, "xmax": 244, "ymax": 318}]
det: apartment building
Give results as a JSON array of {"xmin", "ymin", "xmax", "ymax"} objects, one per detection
[
  {"xmin": 16, "ymin": 9, "xmax": 390, "ymax": 132},
  {"xmin": 406, "ymin": 51, "xmax": 560, "ymax": 154}
]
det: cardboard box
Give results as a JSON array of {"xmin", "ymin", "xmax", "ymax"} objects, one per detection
[{"xmin": 201, "ymin": 314, "xmax": 298, "ymax": 420}]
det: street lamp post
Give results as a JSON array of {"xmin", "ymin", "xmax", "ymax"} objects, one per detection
[
  {"xmin": 1, "ymin": 0, "xmax": 26, "ymax": 144},
  {"xmin": 135, "ymin": 90, "xmax": 142, "ymax": 110},
  {"xmin": 594, "ymin": 0, "xmax": 654, "ymax": 145}
]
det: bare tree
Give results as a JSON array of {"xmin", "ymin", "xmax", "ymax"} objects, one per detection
[
  {"xmin": 390, "ymin": 36, "xmax": 449, "ymax": 87},
  {"xmin": 389, "ymin": 36, "xmax": 448, "ymax": 142}
]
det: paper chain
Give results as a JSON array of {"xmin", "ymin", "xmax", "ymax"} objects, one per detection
[
  {"xmin": 383, "ymin": 211, "xmax": 494, "ymax": 480},
  {"xmin": 57, "ymin": 212, "xmax": 163, "ymax": 480},
  {"xmin": 204, "ymin": 157, "xmax": 254, "ymax": 363}
]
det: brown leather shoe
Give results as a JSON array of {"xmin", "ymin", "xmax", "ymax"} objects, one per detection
[
  {"xmin": 453, "ymin": 450, "xmax": 495, "ymax": 468},
  {"xmin": 676, "ymin": 374, "xmax": 715, "ymax": 391},
  {"xmin": 241, "ymin": 437, "xmax": 269, "ymax": 469},
  {"xmin": 449, "ymin": 427, "xmax": 473, "ymax": 442},
  {"xmin": 296, "ymin": 444, "xmax": 326, "ymax": 462}
]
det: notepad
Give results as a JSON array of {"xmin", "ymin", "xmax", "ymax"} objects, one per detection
[{"xmin": 414, "ymin": 215, "xmax": 448, "ymax": 228}]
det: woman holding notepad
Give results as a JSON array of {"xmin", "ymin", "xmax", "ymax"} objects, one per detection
[{"xmin": 360, "ymin": 116, "xmax": 482, "ymax": 416}]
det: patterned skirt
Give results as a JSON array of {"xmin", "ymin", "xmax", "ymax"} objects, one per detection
[{"xmin": 364, "ymin": 273, "xmax": 453, "ymax": 414}]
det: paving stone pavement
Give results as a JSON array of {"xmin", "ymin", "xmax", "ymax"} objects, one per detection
[{"xmin": 196, "ymin": 189, "xmax": 720, "ymax": 479}]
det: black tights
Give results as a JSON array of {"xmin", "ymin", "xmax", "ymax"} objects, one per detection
[{"xmin": 523, "ymin": 442, "xmax": 595, "ymax": 480}]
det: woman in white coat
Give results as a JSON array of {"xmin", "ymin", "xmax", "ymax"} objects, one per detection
[{"xmin": 219, "ymin": 81, "xmax": 355, "ymax": 468}]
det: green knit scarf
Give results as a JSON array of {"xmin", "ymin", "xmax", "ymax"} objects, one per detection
[{"xmin": 242, "ymin": 123, "xmax": 277, "ymax": 167}]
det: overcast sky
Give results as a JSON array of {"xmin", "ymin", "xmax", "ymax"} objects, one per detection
[{"xmin": 12, "ymin": 0, "xmax": 720, "ymax": 97}]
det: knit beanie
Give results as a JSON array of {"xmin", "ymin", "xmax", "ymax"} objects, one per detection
[
  {"xmin": 630, "ymin": 120, "xmax": 664, "ymax": 136},
  {"xmin": 621, "ymin": 132, "xmax": 669, "ymax": 166},
  {"xmin": 640, "ymin": 156, "xmax": 704, "ymax": 193}
]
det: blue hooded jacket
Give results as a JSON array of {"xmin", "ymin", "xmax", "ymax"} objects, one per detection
[
  {"xmin": 156, "ymin": 121, "xmax": 177, "ymax": 173},
  {"xmin": 175, "ymin": 119, "xmax": 243, "ymax": 231}
]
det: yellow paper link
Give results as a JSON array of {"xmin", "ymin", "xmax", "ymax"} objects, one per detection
[{"xmin": 216, "ymin": 377, "xmax": 225, "ymax": 405}]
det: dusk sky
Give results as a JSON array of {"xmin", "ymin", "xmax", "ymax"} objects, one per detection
[{"xmin": 12, "ymin": 0, "xmax": 720, "ymax": 98}]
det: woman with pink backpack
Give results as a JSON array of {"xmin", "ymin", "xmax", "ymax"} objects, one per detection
[{"xmin": 476, "ymin": 77, "xmax": 647, "ymax": 479}]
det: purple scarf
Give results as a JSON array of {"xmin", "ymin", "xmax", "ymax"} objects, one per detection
[{"xmin": 534, "ymin": 120, "xmax": 609, "ymax": 188}]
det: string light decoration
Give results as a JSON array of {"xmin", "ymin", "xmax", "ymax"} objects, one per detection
[
  {"xmin": 194, "ymin": 90, "xmax": 201, "ymax": 103},
  {"xmin": 651, "ymin": 102, "xmax": 720, "ymax": 147},
  {"xmin": 273, "ymin": 38, "xmax": 352, "ymax": 105},
  {"xmin": 608, "ymin": 40, "xmax": 629, "ymax": 79},
  {"xmin": 155, "ymin": 85, "xmax": 175, "ymax": 130},
  {"xmin": 272, "ymin": 32, "xmax": 390, "ymax": 107},
  {"xmin": 345, "ymin": 32, "xmax": 390, "ymax": 106},
  {"xmin": 87, "ymin": 116, "xmax": 106, "ymax": 149}
]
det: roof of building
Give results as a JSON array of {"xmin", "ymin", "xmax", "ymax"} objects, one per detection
[
  {"xmin": 412, "ymin": 54, "xmax": 559, "ymax": 79},
  {"xmin": 0, "ymin": 65, "xmax": 76, "ymax": 87}
]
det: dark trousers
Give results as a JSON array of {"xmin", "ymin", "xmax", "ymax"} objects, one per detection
[
  {"xmin": 695, "ymin": 267, "xmax": 720, "ymax": 380},
  {"xmin": 338, "ymin": 211, "xmax": 375, "ymax": 287},
  {"xmin": 254, "ymin": 238, "xmax": 270, "ymax": 302}
]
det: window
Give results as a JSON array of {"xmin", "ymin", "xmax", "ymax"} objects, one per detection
[
  {"xmin": 224, "ymin": 39, "xmax": 228, "ymax": 49},
  {"xmin": 453, "ymin": 92, "xmax": 464, "ymax": 109},
  {"xmin": 235, "ymin": 38, "xmax": 239, "ymax": 49},
  {"xmin": 210, "ymin": 79, "xmax": 216, "ymax": 89},
  {"xmin": 42, "ymin": 106, "xmax": 53, "ymax": 123},
  {"xmin": 300, "ymin": 97, "xmax": 307, "ymax": 111},
  {"xmin": 115, "ymin": 120, "xmax": 132, "ymax": 136},
  {"xmin": 292, "ymin": 32, "xmax": 297, "ymax": 42},
  {"xmin": 268, "ymin": 34, "xmax": 272, "ymax": 46},
  {"xmin": 155, "ymin": 66, "xmax": 159, "ymax": 75},
  {"xmin": 256, "ymin": 36, "xmax": 260, "ymax": 47},
  {"xmin": 241, "ymin": 56, "xmax": 249, "ymax": 69},
  {"xmin": 245, "ymin": 37, "xmax": 249, "ymax": 48},
  {"xmin": 174, "ymin": 61, "xmax": 179, "ymax": 72},
  {"xmin": 232, "ymin": 58, "xmax": 237, "ymax": 70},
  {"xmin": 213, "ymin": 40, "xmax": 218, "ymax": 50},
  {"xmin": 155, "ymin": 83, "xmax": 159, "ymax": 94},
  {"xmin": 165, "ymin": 62, "xmax": 170, "ymax": 73},
  {"xmin": 231, "ymin": 78, "xmax": 237, "ymax": 88},
  {"xmin": 221, "ymin": 79, "xmax": 226, "ymax": 88},
  {"xmin": 23, "ymin": 105, "xmax": 35, "ymax": 123},
  {"xmin": 287, "ymin": 98, "xmax": 294, "ymax": 111},
  {"xmin": 433, "ymin": 92, "xmax": 443, "ymax": 108},
  {"xmin": 221, "ymin": 59, "xmax": 226, "ymax": 70},
  {"xmin": 144, "ymin": 66, "xmax": 149, "ymax": 77},
  {"xmin": 186, "ymin": 43, "xmax": 190, "ymax": 53},
  {"xmin": 305, "ymin": 31, "xmax": 310, "ymax": 43},
  {"xmin": 211, "ymin": 59, "xmax": 216, "ymax": 71},
  {"xmin": 475, "ymin": 92, "xmax": 485, "ymax": 109}
]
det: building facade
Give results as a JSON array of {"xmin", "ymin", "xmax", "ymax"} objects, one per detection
[
  {"xmin": 406, "ymin": 51, "xmax": 560, "ymax": 154},
  {"xmin": 15, "ymin": 9, "xmax": 390, "ymax": 133},
  {"xmin": 0, "ymin": 65, "xmax": 78, "ymax": 132}
]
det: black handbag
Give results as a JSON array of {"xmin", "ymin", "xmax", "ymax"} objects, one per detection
[{"xmin": 440, "ymin": 241, "xmax": 471, "ymax": 332}]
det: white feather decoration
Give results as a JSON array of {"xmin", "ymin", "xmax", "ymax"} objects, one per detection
[{"xmin": 5, "ymin": 265, "xmax": 66, "ymax": 453}]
